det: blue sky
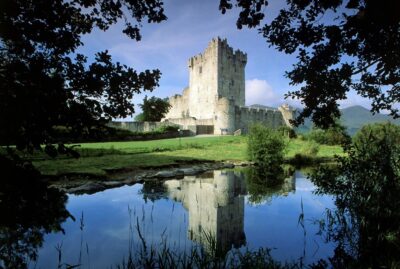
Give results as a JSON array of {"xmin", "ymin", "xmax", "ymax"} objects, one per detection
[{"xmin": 79, "ymin": 0, "xmax": 374, "ymax": 120}]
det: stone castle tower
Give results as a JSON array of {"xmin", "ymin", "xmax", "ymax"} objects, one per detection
[
  {"xmin": 186, "ymin": 37, "xmax": 246, "ymax": 119},
  {"xmin": 164, "ymin": 37, "xmax": 294, "ymax": 134}
]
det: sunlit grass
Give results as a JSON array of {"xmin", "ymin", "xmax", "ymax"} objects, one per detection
[{"xmin": 31, "ymin": 136, "xmax": 343, "ymax": 176}]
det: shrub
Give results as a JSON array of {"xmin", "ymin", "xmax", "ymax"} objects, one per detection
[
  {"xmin": 302, "ymin": 140, "xmax": 320, "ymax": 156},
  {"xmin": 277, "ymin": 126, "xmax": 297, "ymax": 138},
  {"xmin": 134, "ymin": 113, "xmax": 145, "ymax": 122},
  {"xmin": 247, "ymin": 124, "xmax": 286, "ymax": 167},
  {"xmin": 311, "ymin": 122, "xmax": 400, "ymax": 267},
  {"xmin": 306, "ymin": 124, "xmax": 350, "ymax": 146},
  {"xmin": 155, "ymin": 124, "xmax": 179, "ymax": 133},
  {"xmin": 297, "ymin": 134, "xmax": 306, "ymax": 141},
  {"xmin": 353, "ymin": 122, "xmax": 400, "ymax": 153}
]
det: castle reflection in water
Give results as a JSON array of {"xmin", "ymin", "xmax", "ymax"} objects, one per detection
[{"xmin": 164, "ymin": 170, "xmax": 296, "ymax": 255}]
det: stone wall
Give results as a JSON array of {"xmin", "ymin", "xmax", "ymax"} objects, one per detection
[
  {"xmin": 278, "ymin": 104, "xmax": 295, "ymax": 127},
  {"xmin": 164, "ymin": 37, "xmax": 247, "ymax": 124},
  {"xmin": 165, "ymin": 117, "xmax": 214, "ymax": 135},
  {"xmin": 217, "ymin": 39, "xmax": 246, "ymax": 107},
  {"xmin": 214, "ymin": 97, "xmax": 235, "ymax": 134},
  {"xmin": 107, "ymin": 121, "xmax": 173, "ymax": 133},
  {"xmin": 187, "ymin": 39, "xmax": 219, "ymax": 119},
  {"xmin": 163, "ymin": 37, "xmax": 294, "ymax": 135},
  {"xmin": 164, "ymin": 87, "xmax": 190, "ymax": 119},
  {"xmin": 165, "ymin": 117, "xmax": 213, "ymax": 128},
  {"xmin": 234, "ymin": 106, "xmax": 286, "ymax": 133}
]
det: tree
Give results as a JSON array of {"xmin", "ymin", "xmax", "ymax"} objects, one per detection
[
  {"xmin": 311, "ymin": 122, "xmax": 400, "ymax": 267},
  {"xmin": 0, "ymin": 0, "xmax": 167, "ymax": 153},
  {"xmin": 134, "ymin": 113, "xmax": 145, "ymax": 122},
  {"xmin": 139, "ymin": 96, "xmax": 171, "ymax": 122},
  {"xmin": 0, "ymin": 155, "xmax": 72, "ymax": 268},
  {"xmin": 219, "ymin": 0, "xmax": 400, "ymax": 128},
  {"xmin": 247, "ymin": 124, "xmax": 286, "ymax": 168},
  {"xmin": 306, "ymin": 121, "xmax": 351, "ymax": 145}
]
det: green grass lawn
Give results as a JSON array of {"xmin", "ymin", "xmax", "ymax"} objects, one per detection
[{"xmin": 31, "ymin": 136, "xmax": 344, "ymax": 176}]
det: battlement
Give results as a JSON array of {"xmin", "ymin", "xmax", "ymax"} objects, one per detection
[
  {"xmin": 216, "ymin": 37, "xmax": 247, "ymax": 65},
  {"xmin": 188, "ymin": 38, "xmax": 218, "ymax": 68},
  {"xmin": 238, "ymin": 105, "xmax": 279, "ymax": 113},
  {"xmin": 234, "ymin": 106, "xmax": 286, "ymax": 132},
  {"xmin": 188, "ymin": 37, "xmax": 247, "ymax": 68},
  {"xmin": 164, "ymin": 38, "xmax": 293, "ymax": 135}
]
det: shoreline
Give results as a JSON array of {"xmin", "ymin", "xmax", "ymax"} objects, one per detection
[{"xmin": 46, "ymin": 156, "xmax": 336, "ymax": 195}]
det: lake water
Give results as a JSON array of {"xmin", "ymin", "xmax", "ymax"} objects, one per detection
[{"xmin": 28, "ymin": 169, "xmax": 335, "ymax": 268}]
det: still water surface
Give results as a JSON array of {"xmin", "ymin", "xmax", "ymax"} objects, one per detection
[{"xmin": 32, "ymin": 169, "xmax": 335, "ymax": 268}]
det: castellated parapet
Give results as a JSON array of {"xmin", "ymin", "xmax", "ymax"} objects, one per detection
[{"xmin": 163, "ymin": 37, "xmax": 294, "ymax": 134}]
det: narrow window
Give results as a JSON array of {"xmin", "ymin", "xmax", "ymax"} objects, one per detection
[{"xmin": 199, "ymin": 66, "xmax": 202, "ymax": 74}]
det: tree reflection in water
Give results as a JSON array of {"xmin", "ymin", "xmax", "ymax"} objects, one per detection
[
  {"xmin": 0, "ymin": 156, "xmax": 72, "ymax": 269},
  {"xmin": 310, "ymin": 123, "xmax": 400, "ymax": 268},
  {"xmin": 244, "ymin": 165, "xmax": 295, "ymax": 205}
]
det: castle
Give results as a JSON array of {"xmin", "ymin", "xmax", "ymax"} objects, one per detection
[{"xmin": 163, "ymin": 37, "xmax": 294, "ymax": 134}]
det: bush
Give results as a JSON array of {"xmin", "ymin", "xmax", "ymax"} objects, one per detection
[
  {"xmin": 47, "ymin": 124, "xmax": 180, "ymax": 143},
  {"xmin": 247, "ymin": 124, "xmax": 286, "ymax": 167},
  {"xmin": 277, "ymin": 126, "xmax": 297, "ymax": 138},
  {"xmin": 311, "ymin": 122, "xmax": 400, "ymax": 267},
  {"xmin": 155, "ymin": 124, "xmax": 179, "ymax": 133},
  {"xmin": 134, "ymin": 113, "xmax": 145, "ymax": 122},
  {"xmin": 353, "ymin": 122, "xmax": 400, "ymax": 152},
  {"xmin": 306, "ymin": 124, "xmax": 351, "ymax": 146},
  {"xmin": 302, "ymin": 140, "xmax": 320, "ymax": 156}
]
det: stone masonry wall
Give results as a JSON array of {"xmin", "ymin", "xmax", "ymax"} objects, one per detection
[
  {"xmin": 164, "ymin": 87, "xmax": 190, "ymax": 119},
  {"xmin": 163, "ymin": 37, "xmax": 294, "ymax": 135},
  {"xmin": 187, "ymin": 39, "xmax": 219, "ymax": 119},
  {"xmin": 234, "ymin": 106, "xmax": 286, "ymax": 133},
  {"xmin": 107, "ymin": 121, "xmax": 172, "ymax": 133},
  {"xmin": 217, "ymin": 39, "xmax": 246, "ymax": 107}
]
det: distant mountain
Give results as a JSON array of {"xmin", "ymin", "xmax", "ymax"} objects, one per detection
[
  {"xmin": 296, "ymin": 105, "xmax": 400, "ymax": 136},
  {"xmin": 341, "ymin": 106, "xmax": 400, "ymax": 135},
  {"xmin": 248, "ymin": 104, "xmax": 276, "ymax": 110}
]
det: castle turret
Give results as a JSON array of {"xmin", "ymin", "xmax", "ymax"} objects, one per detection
[
  {"xmin": 163, "ymin": 38, "xmax": 290, "ymax": 135},
  {"xmin": 278, "ymin": 104, "xmax": 295, "ymax": 128},
  {"xmin": 187, "ymin": 38, "xmax": 220, "ymax": 120},
  {"xmin": 214, "ymin": 97, "xmax": 235, "ymax": 134},
  {"xmin": 187, "ymin": 37, "xmax": 247, "ymax": 121},
  {"xmin": 216, "ymin": 38, "xmax": 247, "ymax": 107}
]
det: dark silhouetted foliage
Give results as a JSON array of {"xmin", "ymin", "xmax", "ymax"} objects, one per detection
[
  {"xmin": 311, "ymin": 122, "xmax": 400, "ymax": 268},
  {"xmin": 244, "ymin": 166, "xmax": 294, "ymax": 205},
  {"xmin": 0, "ymin": 154, "xmax": 72, "ymax": 268},
  {"xmin": 0, "ymin": 0, "xmax": 167, "ymax": 153},
  {"xmin": 220, "ymin": 0, "xmax": 400, "ymax": 128}
]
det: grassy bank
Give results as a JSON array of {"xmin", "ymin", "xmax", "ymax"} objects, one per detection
[{"xmin": 29, "ymin": 136, "xmax": 344, "ymax": 177}]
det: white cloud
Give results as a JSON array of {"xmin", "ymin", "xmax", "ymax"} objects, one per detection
[
  {"xmin": 245, "ymin": 79, "xmax": 304, "ymax": 109},
  {"xmin": 245, "ymin": 79, "xmax": 283, "ymax": 107}
]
